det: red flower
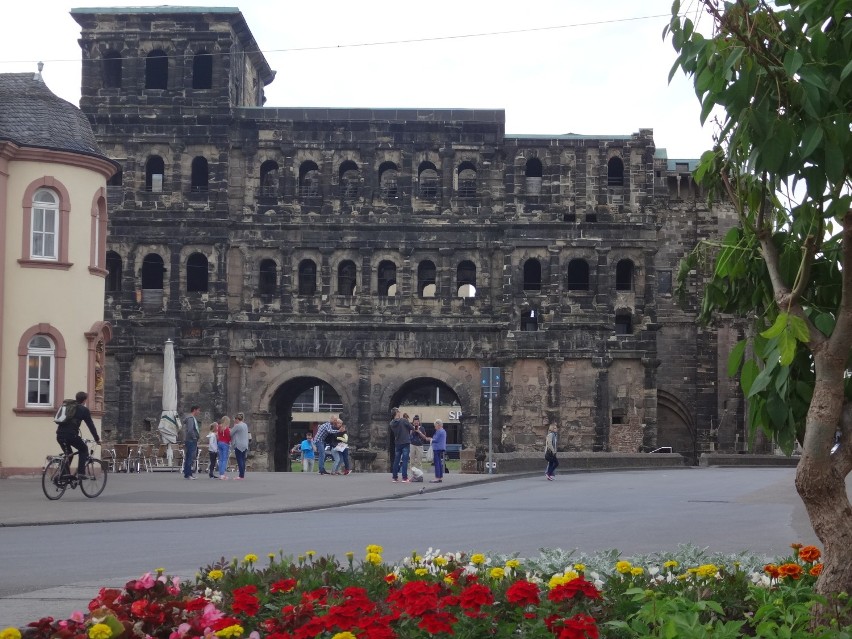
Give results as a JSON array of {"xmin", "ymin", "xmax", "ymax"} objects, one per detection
[
  {"xmin": 211, "ymin": 617, "xmax": 243, "ymax": 631},
  {"xmin": 232, "ymin": 584, "xmax": 260, "ymax": 616},
  {"xmin": 418, "ymin": 611, "xmax": 458, "ymax": 633},
  {"xmin": 387, "ymin": 580, "xmax": 440, "ymax": 617},
  {"xmin": 763, "ymin": 564, "xmax": 780, "ymax": 579},
  {"xmin": 548, "ymin": 578, "xmax": 602, "ymax": 602},
  {"xmin": 553, "ymin": 613, "xmax": 599, "ymax": 639},
  {"xmin": 459, "ymin": 583, "xmax": 494, "ymax": 613},
  {"xmin": 810, "ymin": 563, "xmax": 824, "ymax": 576},
  {"xmin": 184, "ymin": 596, "xmax": 209, "ymax": 612},
  {"xmin": 506, "ymin": 580, "xmax": 541, "ymax": 606},
  {"xmin": 778, "ymin": 563, "xmax": 803, "ymax": 580},
  {"xmin": 271, "ymin": 578, "xmax": 297, "ymax": 593}
]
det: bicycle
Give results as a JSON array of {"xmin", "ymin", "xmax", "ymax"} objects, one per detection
[{"xmin": 41, "ymin": 439, "xmax": 108, "ymax": 500}]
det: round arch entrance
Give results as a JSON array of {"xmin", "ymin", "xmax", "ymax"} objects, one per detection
[
  {"xmin": 269, "ymin": 377, "xmax": 344, "ymax": 471},
  {"xmin": 387, "ymin": 378, "xmax": 463, "ymax": 466}
]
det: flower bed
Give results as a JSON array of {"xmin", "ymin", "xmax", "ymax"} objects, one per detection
[{"xmin": 5, "ymin": 543, "xmax": 850, "ymax": 638}]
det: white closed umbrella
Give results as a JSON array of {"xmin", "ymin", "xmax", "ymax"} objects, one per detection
[{"xmin": 157, "ymin": 339, "xmax": 180, "ymax": 466}]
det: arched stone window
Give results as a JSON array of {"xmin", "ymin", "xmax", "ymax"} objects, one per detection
[
  {"xmin": 608, "ymin": 156, "xmax": 624, "ymax": 187},
  {"xmin": 145, "ymin": 49, "xmax": 168, "ymax": 90},
  {"xmin": 339, "ymin": 160, "xmax": 359, "ymax": 200},
  {"xmin": 567, "ymin": 259, "xmax": 590, "ymax": 291},
  {"xmin": 192, "ymin": 51, "xmax": 213, "ymax": 89},
  {"xmin": 30, "ymin": 189, "xmax": 59, "ymax": 260},
  {"xmin": 457, "ymin": 260, "xmax": 476, "ymax": 298},
  {"xmin": 186, "ymin": 253, "xmax": 209, "ymax": 292},
  {"xmin": 145, "ymin": 156, "xmax": 165, "ymax": 192},
  {"xmin": 418, "ymin": 161, "xmax": 439, "ymax": 199},
  {"xmin": 616, "ymin": 259, "xmax": 634, "ymax": 291},
  {"xmin": 378, "ymin": 260, "xmax": 397, "ymax": 297},
  {"xmin": 298, "ymin": 259, "xmax": 317, "ymax": 295},
  {"xmin": 260, "ymin": 160, "xmax": 279, "ymax": 197},
  {"xmin": 26, "ymin": 335, "xmax": 55, "ymax": 406},
  {"xmin": 102, "ymin": 50, "xmax": 122, "ymax": 88},
  {"xmin": 258, "ymin": 259, "xmax": 277, "ymax": 295},
  {"xmin": 457, "ymin": 162, "xmax": 477, "ymax": 198},
  {"xmin": 106, "ymin": 251, "xmax": 122, "ymax": 292},
  {"xmin": 525, "ymin": 157, "xmax": 543, "ymax": 195},
  {"xmin": 615, "ymin": 311, "xmax": 633, "ymax": 335},
  {"xmin": 141, "ymin": 253, "xmax": 165, "ymax": 289},
  {"xmin": 521, "ymin": 309, "xmax": 539, "ymax": 332},
  {"xmin": 190, "ymin": 156, "xmax": 208, "ymax": 192},
  {"xmin": 523, "ymin": 258, "xmax": 542, "ymax": 291},
  {"xmin": 299, "ymin": 161, "xmax": 320, "ymax": 198},
  {"xmin": 338, "ymin": 260, "xmax": 357, "ymax": 295},
  {"xmin": 418, "ymin": 260, "xmax": 436, "ymax": 297},
  {"xmin": 379, "ymin": 161, "xmax": 399, "ymax": 199}
]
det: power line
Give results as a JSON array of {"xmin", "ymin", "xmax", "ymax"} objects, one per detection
[{"xmin": 0, "ymin": 12, "xmax": 674, "ymax": 66}]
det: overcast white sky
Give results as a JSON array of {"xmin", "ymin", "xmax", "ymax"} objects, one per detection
[{"xmin": 1, "ymin": 0, "xmax": 714, "ymax": 159}]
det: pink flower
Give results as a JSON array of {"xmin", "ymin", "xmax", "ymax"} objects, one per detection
[
  {"xmin": 69, "ymin": 610, "xmax": 85, "ymax": 623},
  {"xmin": 201, "ymin": 602, "xmax": 225, "ymax": 625},
  {"xmin": 169, "ymin": 622, "xmax": 191, "ymax": 639},
  {"xmin": 135, "ymin": 572, "xmax": 155, "ymax": 589}
]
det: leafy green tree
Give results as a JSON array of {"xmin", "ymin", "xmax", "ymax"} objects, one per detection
[{"xmin": 665, "ymin": 0, "xmax": 852, "ymax": 604}]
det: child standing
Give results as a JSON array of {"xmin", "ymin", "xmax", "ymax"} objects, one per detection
[
  {"xmin": 205, "ymin": 423, "xmax": 218, "ymax": 478},
  {"xmin": 300, "ymin": 432, "xmax": 315, "ymax": 472}
]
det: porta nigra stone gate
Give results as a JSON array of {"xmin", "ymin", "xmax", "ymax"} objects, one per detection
[{"xmin": 72, "ymin": 6, "xmax": 745, "ymax": 471}]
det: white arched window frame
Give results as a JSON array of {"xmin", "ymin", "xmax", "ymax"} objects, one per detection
[
  {"xmin": 31, "ymin": 189, "xmax": 59, "ymax": 260},
  {"xmin": 27, "ymin": 335, "xmax": 55, "ymax": 406}
]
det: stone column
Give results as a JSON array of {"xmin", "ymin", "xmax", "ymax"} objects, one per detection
[
  {"xmin": 356, "ymin": 356, "xmax": 373, "ymax": 448},
  {"xmin": 168, "ymin": 242, "xmax": 182, "ymax": 311}
]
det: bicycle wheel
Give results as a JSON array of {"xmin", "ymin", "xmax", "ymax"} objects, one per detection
[
  {"xmin": 79, "ymin": 458, "xmax": 108, "ymax": 498},
  {"xmin": 42, "ymin": 458, "xmax": 67, "ymax": 500}
]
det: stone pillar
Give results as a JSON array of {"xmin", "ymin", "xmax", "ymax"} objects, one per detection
[
  {"xmin": 440, "ymin": 145, "xmax": 454, "ymax": 209},
  {"xmin": 114, "ymin": 352, "xmax": 135, "ymax": 441},
  {"xmin": 593, "ymin": 358, "xmax": 611, "ymax": 451},
  {"xmin": 356, "ymin": 356, "xmax": 373, "ymax": 448},
  {"xmin": 168, "ymin": 242, "xmax": 182, "ymax": 311}
]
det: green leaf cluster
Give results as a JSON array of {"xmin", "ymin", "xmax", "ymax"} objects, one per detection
[{"xmin": 666, "ymin": 0, "xmax": 852, "ymax": 451}]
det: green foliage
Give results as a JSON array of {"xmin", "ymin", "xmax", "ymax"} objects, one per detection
[{"xmin": 666, "ymin": 0, "xmax": 852, "ymax": 453}]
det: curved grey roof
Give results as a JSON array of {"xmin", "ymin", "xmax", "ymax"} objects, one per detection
[{"xmin": 0, "ymin": 73, "xmax": 106, "ymax": 157}]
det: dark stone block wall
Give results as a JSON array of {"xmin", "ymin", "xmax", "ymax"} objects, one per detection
[{"xmin": 73, "ymin": 7, "xmax": 743, "ymax": 469}]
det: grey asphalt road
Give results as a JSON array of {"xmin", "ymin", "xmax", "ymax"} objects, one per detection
[{"xmin": 0, "ymin": 467, "xmax": 836, "ymax": 628}]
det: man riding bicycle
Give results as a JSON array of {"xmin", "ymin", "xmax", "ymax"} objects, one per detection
[{"xmin": 56, "ymin": 391, "xmax": 101, "ymax": 478}]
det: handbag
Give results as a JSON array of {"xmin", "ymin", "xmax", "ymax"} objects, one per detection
[{"xmin": 544, "ymin": 449, "xmax": 556, "ymax": 462}]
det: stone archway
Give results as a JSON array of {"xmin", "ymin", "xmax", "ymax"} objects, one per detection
[
  {"xmin": 268, "ymin": 377, "xmax": 346, "ymax": 471},
  {"xmin": 656, "ymin": 389, "xmax": 697, "ymax": 462}
]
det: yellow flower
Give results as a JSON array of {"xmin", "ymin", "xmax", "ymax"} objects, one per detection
[
  {"xmin": 346, "ymin": 551, "xmax": 355, "ymax": 560},
  {"xmin": 414, "ymin": 555, "xmax": 423, "ymax": 563},
  {"xmin": 216, "ymin": 625, "xmax": 244, "ymax": 639},
  {"xmin": 88, "ymin": 624, "xmax": 112, "ymax": 639},
  {"xmin": 1, "ymin": 629, "xmax": 22, "ymax": 639},
  {"xmin": 677, "ymin": 573, "xmax": 689, "ymax": 581},
  {"xmin": 243, "ymin": 553, "xmax": 258, "ymax": 564},
  {"xmin": 505, "ymin": 559, "xmax": 520, "ymax": 569},
  {"xmin": 444, "ymin": 575, "xmax": 456, "ymax": 585},
  {"xmin": 615, "ymin": 560, "xmax": 633, "ymax": 574},
  {"xmin": 365, "ymin": 552, "xmax": 383, "ymax": 565},
  {"xmin": 490, "ymin": 567, "xmax": 505, "ymax": 579},
  {"xmin": 415, "ymin": 568, "xmax": 429, "ymax": 576},
  {"xmin": 696, "ymin": 564, "xmax": 719, "ymax": 578},
  {"xmin": 433, "ymin": 556, "xmax": 448, "ymax": 566},
  {"xmin": 471, "ymin": 554, "xmax": 486, "ymax": 565},
  {"xmin": 548, "ymin": 574, "xmax": 568, "ymax": 589},
  {"xmin": 366, "ymin": 544, "xmax": 384, "ymax": 555},
  {"xmin": 155, "ymin": 567, "xmax": 165, "ymax": 575},
  {"xmin": 332, "ymin": 633, "xmax": 358, "ymax": 639},
  {"xmin": 207, "ymin": 569, "xmax": 224, "ymax": 581},
  {"xmin": 663, "ymin": 560, "xmax": 679, "ymax": 569},
  {"xmin": 306, "ymin": 550, "xmax": 316, "ymax": 558},
  {"xmin": 573, "ymin": 563, "xmax": 586, "ymax": 572},
  {"xmin": 631, "ymin": 567, "xmax": 644, "ymax": 577},
  {"xmin": 268, "ymin": 553, "xmax": 276, "ymax": 561}
]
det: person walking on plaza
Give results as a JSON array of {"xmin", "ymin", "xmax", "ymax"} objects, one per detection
[
  {"xmin": 55, "ymin": 391, "xmax": 101, "ymax": 479},
  {"xmin": 216, "ymin": 416, "xmax": 232, "ymax": 480},
  {"xmin": 545, "ymin": 424, "xmax": 559, "ymax": 480},
  {"xmin": 300, "ymin": 432, "xmax": 315, "ymax": 472},
  {"xmin": 409, "ymin": 415, "xmax": 427, "ymax": 469},
  {"xmin": 231, "ymin": 412, "xmax": 249, "ymax": 480},
  {"xmin": 181, "ymin": 405, "xmax": 201, "ymax": 479},
  {"xmin": 428, "ymin": 419, "xmax": 447, "ymax": 483},
  {"xmin": 389, "ymin": 407, "xmax": 413, "ymax": 482},
  {"xmin": 205, "ymin": 423, "xmax": 218, "ymax": 478},
  {"xmin": 313, "ymin": 417, "xmax": 345, "ymax": 475}
]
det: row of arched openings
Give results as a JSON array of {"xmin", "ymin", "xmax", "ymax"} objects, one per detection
[
  {"xmin": 106, "ymin": 253, "xmax": 635, "ymax": 297},
  {"xmin": 260, "ymin": 160, "xmax": 476, "ymax": 200},
  {"xmin": 102, "ymin": 49, "xmax": 213, "ymax": 91}
]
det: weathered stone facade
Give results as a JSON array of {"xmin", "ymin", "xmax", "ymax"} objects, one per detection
[{"xmin": 72, "ymin": 6, "xmax": 744, "ymax": 471}]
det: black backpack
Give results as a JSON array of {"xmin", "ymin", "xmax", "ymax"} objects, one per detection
[{"xmin": 53, "ymin": 399, "xmax": 79, "ymax": 426}]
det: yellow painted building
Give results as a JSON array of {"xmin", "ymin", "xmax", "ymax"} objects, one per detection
[{"xmin": 0, "ymin": 71, "xmax": 116, "ymax": 475}]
